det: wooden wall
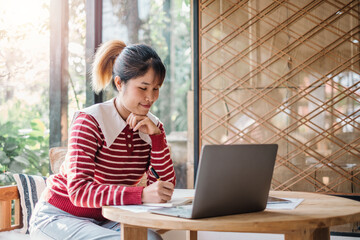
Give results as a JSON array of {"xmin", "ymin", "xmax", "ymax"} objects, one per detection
[{"xmin": 197, "ymin": 0, "xmax": 360, "ymax": 194}]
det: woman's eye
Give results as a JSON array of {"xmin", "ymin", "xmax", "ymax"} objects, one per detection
[
  {"xmin": 139, "ymin": 87, "xmax": 146, "ymax": 91},
  {"xmin": 153, "ymin": 88, "xmax": 159, "ymax": 91}
]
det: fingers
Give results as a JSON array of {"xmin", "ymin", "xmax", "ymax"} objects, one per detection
[
  {"xmin": 126, "ymin": 113, "xmax": 145, "ymax": 130},
  {"xmin": 133, "ymin": 119, "xmax": 146, "ymax": 132},
  {"xmin": 152, "ymin": 181, "xmax": 174, "ymax": 202},
  {"xmin": 161, "ymin": 181, "xmax": 175, "ymax": 191},
  {"xmin": 126, "ymin": 113, "xmax": 161, "ymax": 135},
  {"xmin": 158, "ymin": 181, "xmax": 174, "ymax": 201},
  {"xmin": 142, "ymin": 181, "xmax": 175, "ymax": 203}
]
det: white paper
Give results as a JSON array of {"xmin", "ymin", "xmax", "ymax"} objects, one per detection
[
  {"xmin": 144, "ymin": 189, "xmax": 195, "ymax": 207},
  {"xmin": 113, "ymin": 205, "xmax": 161, "ymax": 213},
  {"xmin": 115, "ymin": 190, "xmax": 303, "ymax": 213},
  {"xmin": 113, "ymin": 189, "xmax": 195, "ymax": 213},
  {"xmin": 266, "ymin": 198, "xmax": 304, "ymax": 210}
]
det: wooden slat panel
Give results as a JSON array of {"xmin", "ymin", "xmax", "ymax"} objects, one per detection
[
  {"xmin": 0, "ymin": 186, "xmax": 19, "ymax": 201},
  {"xmin": 0, "ymin": 200, "xmax": 11, "ymax": 230},
  {"xmin": 14, "ymin": 198, "xmax": 21, "ymax": 226},
  {"xmin": 0, "ymin": 186, "xmax": 21, "ymax": 231},
  {"xmin": 199, "ymin": 0, "xmax": 360, "ymax": 194}
]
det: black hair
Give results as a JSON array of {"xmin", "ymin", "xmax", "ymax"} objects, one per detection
[
  {"xmin": 113, "ymin": 44, "xmax": 166, "ymax": 86},
  {"xmin": 92, "ymin": 40, "xmax": 166, "ymax": 93}
]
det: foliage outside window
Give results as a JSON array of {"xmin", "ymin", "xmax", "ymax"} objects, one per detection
[
  {"xmin": 0, "ymin": 0, "xmax": 86, "ymax": 185},
  {"xmin": 68, "ymin": 0, "xmax": 86, "ymax": 119},
  {"xmin": 0, "ymin": 0, "xmax": 50, "ymax": 185}
]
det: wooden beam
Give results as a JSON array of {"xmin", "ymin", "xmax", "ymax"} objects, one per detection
[
  {"xmin": 121, "ymin": 224, "xmax": 147, "ymax": 240},
  {"xmin": 192, "ymin": 0, "xmax": 200, "ymax": 184},
  {"xmin": 85, "ymin": 0, "xmax": 103, "ymax": 107},
  {"xmin": 0, "ymin": 186, "xmax": 21, "ymax": 231},
  {"xmin": 0, "ymin": 186, "xmax": 19, "ymax": 201},
  {"xmin": 285, "ymin": 228, "xmax": 330, "ymax": 240},
  {"xmin": 50, "ymin": 0, "xmax": 69, "ymax": 148},
  {"xmin": 186, "ymin": 230, "xmax": 198, "ymax": 240}
]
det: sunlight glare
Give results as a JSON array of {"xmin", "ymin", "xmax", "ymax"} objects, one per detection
[
  {"xmin": 0, "ymin": 0, "xmax": 48, "ymax": 27},
  {"xmin": 0, "ymin": 0, "xmax": 50, "ymax": 109}
]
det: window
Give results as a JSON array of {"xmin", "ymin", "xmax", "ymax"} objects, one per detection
[
  {"xmin": 0, "ymin": 0, "xmax": 50, "ymax": 184},
  {"xmin": 102, "ymin": 0, "xmax": 191, "ymax": 188}
]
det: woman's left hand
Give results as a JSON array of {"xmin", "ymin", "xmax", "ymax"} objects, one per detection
[{"xmin": 126, "ymin": 113, "xmax": 161, "ymax": 135}]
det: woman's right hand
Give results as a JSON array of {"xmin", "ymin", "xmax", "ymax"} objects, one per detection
[{"xmin": 142, "ymin": 181, "xmax": 174, "ymax": 203}]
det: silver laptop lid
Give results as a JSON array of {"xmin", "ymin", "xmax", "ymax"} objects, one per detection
[{"xmin": 191, "ymin": 144, "xmax": 278, "ymax": 219}]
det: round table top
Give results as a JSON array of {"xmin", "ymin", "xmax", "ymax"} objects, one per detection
[{"xmin": 102, "ymin": 191, "xmax": 360, "ymax": 233}]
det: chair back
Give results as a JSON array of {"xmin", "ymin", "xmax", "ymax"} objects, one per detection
[{"xmin": 49, "ymin": 147, "xmax": 67, "ymax": 174}]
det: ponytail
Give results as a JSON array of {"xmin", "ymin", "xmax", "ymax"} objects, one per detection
[{"xmin": 92, "ymin": 40, "xmax": 126, "ymax": 93}]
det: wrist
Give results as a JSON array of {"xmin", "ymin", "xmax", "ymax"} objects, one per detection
[
  {"xmin": 149, "ymin": 132, "xmax": 167, "ymax": 150},
  {"xmin": 151, "ymin": 129, "xmax": 161, "ymax": 135}
]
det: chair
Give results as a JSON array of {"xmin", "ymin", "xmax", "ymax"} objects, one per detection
[{"xmin": 0, "ymin": 146, "xmax": 161, "ymax": 234}]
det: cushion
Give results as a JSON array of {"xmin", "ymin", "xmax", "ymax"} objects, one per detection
[
  {"xmin": 0, "ymin": 229, "xmax": 31, "ymax": 239},
  {"xmin": 13, "ymin": 174, "xmax": 47, "ymax": 234}
]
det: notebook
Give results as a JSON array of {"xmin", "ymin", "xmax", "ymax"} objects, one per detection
[
  {"xmin": 143, "ymin": 195, "xmax": 193, "ymax": 207},
  {"xmin": 150, "ymin": 144, "xmax": 278, "ymax": 219}
]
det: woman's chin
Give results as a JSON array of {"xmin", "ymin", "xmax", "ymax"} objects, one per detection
[{"xmin": 133, "ymin": 109, "xmax": 149, "ymax": 116}]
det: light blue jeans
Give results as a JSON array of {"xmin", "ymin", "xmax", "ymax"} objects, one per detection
[{"xmin": 29, "ymin": 200, "xmax": 162, "ymax": 240}]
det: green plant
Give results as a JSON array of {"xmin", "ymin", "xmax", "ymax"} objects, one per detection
[{"xmin": 0, "ymin": 119, "xmax": 49, "ymax": 186}]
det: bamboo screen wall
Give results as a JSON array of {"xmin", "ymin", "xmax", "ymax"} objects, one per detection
[{"xmin": 199, "ymin": 0, "xmax": 360, "ymax": 193}]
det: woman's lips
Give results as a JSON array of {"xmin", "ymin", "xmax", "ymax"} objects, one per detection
[{"xmin": 140, "ymin": 103, "xmax": 151, "ymax": 109}]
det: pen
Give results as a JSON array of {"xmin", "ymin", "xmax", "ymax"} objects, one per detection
[{"xmin": 150, "ymin": 166, "xmax": 161, "ymax": 181}]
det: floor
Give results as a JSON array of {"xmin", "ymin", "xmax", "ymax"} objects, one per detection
[{"xmin": 162, "ymin": 231, "xmax": 360, "ymax": 240}]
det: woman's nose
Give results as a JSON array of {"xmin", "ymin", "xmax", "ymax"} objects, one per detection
[
  {"xmin": 145, "ymin": 92, "xmax": 155, "ymax": 102},
  {"xmin": 145, "ymin": 95, "xmax": 152, "ymax": 102}
]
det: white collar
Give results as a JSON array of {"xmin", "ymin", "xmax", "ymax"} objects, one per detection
[{"xmin": 72, "ymin": 98, "xmax": 159, "ymax": 147}]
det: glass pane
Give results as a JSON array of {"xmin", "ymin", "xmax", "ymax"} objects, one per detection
[
  {"xmin": 0, "ymin": 0, "xmax": 50, "ymax": 184},
  {"xmin": 68, "ymin": 0, "xmax": 86, "ymax": 122},
  {"xmin": 102, "ymin": 0, "xmax": 191, "ymax": 188}
]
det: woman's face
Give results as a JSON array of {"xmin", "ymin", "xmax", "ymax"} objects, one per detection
[{"xmin": 117, "ymin": 68, "xmax": 161, "ymax": 117}]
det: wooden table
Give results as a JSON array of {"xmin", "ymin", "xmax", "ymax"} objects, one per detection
[{"xmin": 102, "ymin": 191, "xmax": 360, "ymax": 240}]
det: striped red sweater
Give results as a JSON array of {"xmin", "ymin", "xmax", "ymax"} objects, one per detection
[{"xmin": 45, "ymin": 113, "xmax": 176, "ymax": 221}]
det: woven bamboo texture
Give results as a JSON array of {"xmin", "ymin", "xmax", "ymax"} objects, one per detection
[{"xmin": 199, "ymin": 0, "xmax": 360, "ymax": 194}]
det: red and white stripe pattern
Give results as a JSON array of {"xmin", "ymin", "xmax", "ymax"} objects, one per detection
[{"xmin": 45, "ymin": 113, "xmax": 176, "ymax": 220}]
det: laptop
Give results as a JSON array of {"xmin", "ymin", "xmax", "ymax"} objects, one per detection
[{"xmin": 150, "ymin": 144, "xmax": 278, "ymax": 219}]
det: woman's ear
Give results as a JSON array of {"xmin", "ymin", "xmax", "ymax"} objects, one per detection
[{"xmin": 114, "ymin": 76, "xmax": 122, "ymax": 92}]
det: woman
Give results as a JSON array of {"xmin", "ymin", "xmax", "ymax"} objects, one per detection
[{"xmin": 29, "ymin": 40, "xmax": 176, "ymax": 240}]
